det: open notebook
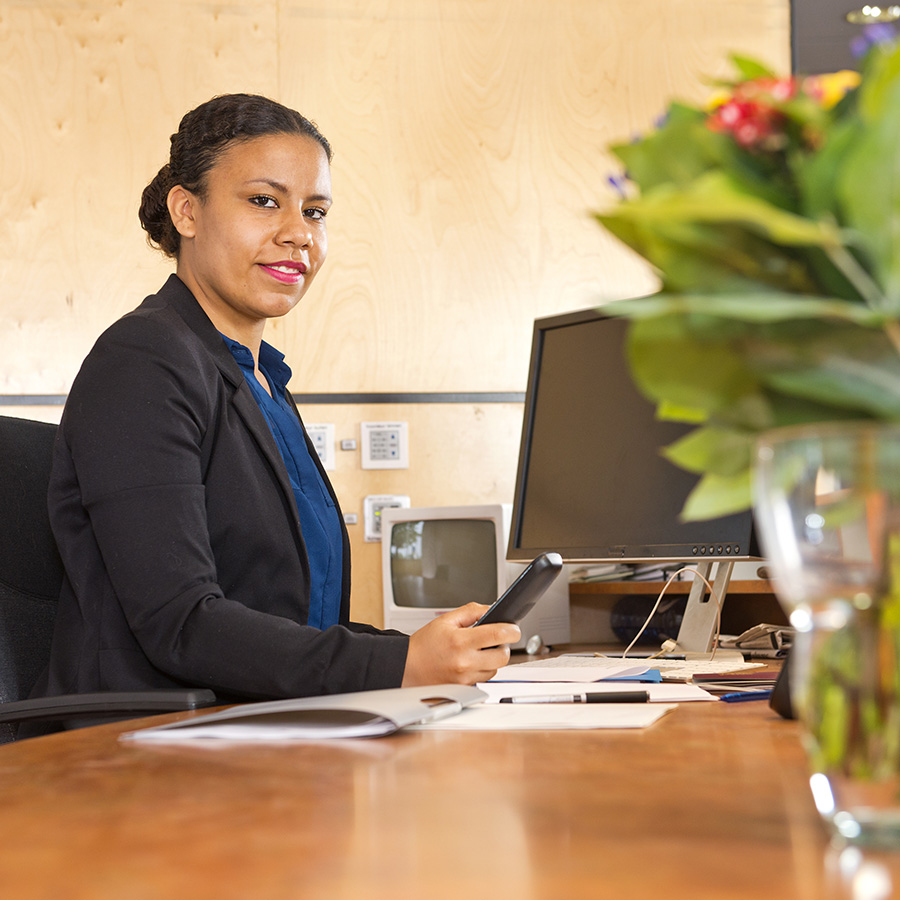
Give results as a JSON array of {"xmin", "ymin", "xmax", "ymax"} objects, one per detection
[{"xmin": 121, "ymin": 684, "xmax": 486, "ymax": 742}]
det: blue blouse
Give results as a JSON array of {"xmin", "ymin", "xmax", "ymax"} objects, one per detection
[{"xmin": 220, "ymin": 334, "xmax": 343, "ymax": 630}]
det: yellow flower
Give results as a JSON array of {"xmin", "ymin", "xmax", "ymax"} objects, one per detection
[
  {"xmin": 704, "ymin": 88, "xmax": 732, "ymax": 111},
  {"xmin": 805, "ymin": 70, "xmax": 862, "ymax": 109}
]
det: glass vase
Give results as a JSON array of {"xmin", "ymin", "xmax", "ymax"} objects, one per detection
[{"xmin": 753, "ymin": 422, "xmax": 900, "ymax": 847}]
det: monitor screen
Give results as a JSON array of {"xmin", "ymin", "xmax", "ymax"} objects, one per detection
[
  {"xmin": 388, "ymin": 517, "xmax": 499, "ymax": 608},
  {"xmin": 508, "ymin": 307, "xmax": 758, "ymax": 563}
]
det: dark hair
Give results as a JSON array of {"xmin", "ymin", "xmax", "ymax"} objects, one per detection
[{"xmin": 139, "ymin": 93, "xmax": 332, "ymax": 258}]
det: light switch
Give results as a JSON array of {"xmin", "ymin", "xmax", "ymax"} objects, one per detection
[
  {"xmin": 304, "ymin": 423, "xmax": 335, "ymax": 470},
  {"xmin": 360, "ymin": 422, "xmax": 409, "ymax": 469}
]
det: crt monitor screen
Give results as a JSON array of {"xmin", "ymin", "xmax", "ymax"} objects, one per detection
[
  {"xmin": 508, "ymin": 308, "xmax": 757, "ymax": 563},
  {"xmin": 389, "ymin": 517, "xmax": 499, "ymax": 608}
]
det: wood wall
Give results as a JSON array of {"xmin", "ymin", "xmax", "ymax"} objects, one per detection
[{"xmin": 1, "ymin": 0, "xmax": 790, "ymax": 626}]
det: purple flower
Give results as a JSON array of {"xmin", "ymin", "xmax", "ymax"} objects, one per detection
[
  {"xmin": 851, "ymin": 22, "xmax": 898, "ymax": 58},
  {"xmin": 606, "ymin": 173, "xmax": 630, "ymax": 199}
]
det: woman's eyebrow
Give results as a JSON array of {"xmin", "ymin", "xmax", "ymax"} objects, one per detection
[
  {"xmin": 246, "ymin": 178, "xmax": 332, "ymax": 203},
  {"xmin": 246, "ymin": 178, "xmax": 288, "ymax": 192}
]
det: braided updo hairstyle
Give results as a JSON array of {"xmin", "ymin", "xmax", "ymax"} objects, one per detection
[{"xmin": 139, "ymin": 93, "xmax": 332, "ymax": 259}]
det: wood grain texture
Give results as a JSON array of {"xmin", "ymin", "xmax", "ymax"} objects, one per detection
[
  {"xmin": 0, "ymin": 690, "xmax": 887, "ymax": 900},
  {"xmin": 276, "ymin": 0, "xmax": 790, "ymax": 393},
  {"xmin": 2, "ymin": 0, "xmax": 789, "ymax": 394},
  {"xmin": 0, "ymin": 0, "xmax": 278, "ymax": 392},
  {"xmin": 297, "ymin": 400, "xmax": 525, "ymax": 626},
  {"xmin": 1, "ymin": 0, "xmax": 791, "ymax": 626}
]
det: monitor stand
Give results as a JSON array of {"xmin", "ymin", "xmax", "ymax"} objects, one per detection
[
  {"xmin": 617, "ymin": 559, "xmax": 747, "ymax": 661},
  {"xmin": 673, "ymin": 559, "xmax": 738, "ymax": 658}
]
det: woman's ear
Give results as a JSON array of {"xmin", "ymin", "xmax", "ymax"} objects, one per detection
[{"xmin": 167, "ymin": 185, "xmax": 197, "ymax": 239}]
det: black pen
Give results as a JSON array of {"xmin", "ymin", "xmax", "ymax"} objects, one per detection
[{"xmin": 498, "ymin": 690, "xmax": 650, "ymax": 704}]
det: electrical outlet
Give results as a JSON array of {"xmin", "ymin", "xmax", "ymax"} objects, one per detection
[{"xmin": 364, "ymin": 495, "xmax": 410, "ymax": 541}]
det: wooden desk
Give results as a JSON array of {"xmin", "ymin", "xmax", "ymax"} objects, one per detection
[{"xmin": 0, "ymin": 696, "xmax": 897, "ymax": 899}]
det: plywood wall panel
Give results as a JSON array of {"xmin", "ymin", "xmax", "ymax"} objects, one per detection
[
  {"xmin": 2, "ymin": 0, "xmax": 791, "ymax": 628},
  {"xmin": 0, "ymin": 0, "xmax": 280, "ymax": 392},
  {"xmin": 277, "ymin": 0, "xmax": 790, "ymax": 395},
  {"xmin": 2, "ymin": 0, "xmax": 790, "ymax": 395}
]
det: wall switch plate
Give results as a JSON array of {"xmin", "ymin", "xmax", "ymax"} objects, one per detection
[
  {"xmin": 360, "ymin": 421, "xmax": 409, "ymax": 469},
  {"xmin": 304, "ymin": 423, "xmax": 336, "ymax": 470},
  {"xmin": 364, "ymin": 494, "xmax": 410, "ymax": 541}
]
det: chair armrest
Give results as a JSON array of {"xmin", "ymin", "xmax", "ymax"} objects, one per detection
[{"xmin": 0, "ymin": 690, "xmax": 218, "ymax": 724}]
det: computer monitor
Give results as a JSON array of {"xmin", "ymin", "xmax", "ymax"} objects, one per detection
[
  {"xmin": 381, "ymin": 504, "xmax": 571, "ymax": 650},
  {"xmin": 507, "ymin": 306, "xmax": 760, "ymax": 653}
]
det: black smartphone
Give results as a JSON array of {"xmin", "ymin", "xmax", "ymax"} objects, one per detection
[{"xmin": 472, "ymin": 552, "xmax": 563, "ymax": 627}]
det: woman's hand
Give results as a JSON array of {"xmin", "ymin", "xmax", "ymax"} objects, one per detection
[{"xmin": 401, "ymin": 602, "xmax": 521, "ymax": 687}]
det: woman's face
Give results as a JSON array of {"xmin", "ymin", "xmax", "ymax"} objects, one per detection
[{"xmin": 169, "ymin": 133, "xmax": 332, "ymax": 343}]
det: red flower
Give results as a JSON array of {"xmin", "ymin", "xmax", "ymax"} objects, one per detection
[{"xmin": 707, "ymin": 97, "xmax": 786, "ymax": 149}]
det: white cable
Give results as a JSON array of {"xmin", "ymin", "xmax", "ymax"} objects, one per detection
[{"xmin": 620, "ymin": 565, "xmax": 722, "ymax": 659}]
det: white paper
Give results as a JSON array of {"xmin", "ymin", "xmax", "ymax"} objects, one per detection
[
  {"xmin": 490, "ymin": 659, "xmax": 651, "ymax": 683},
  {"xmin": 409, "ymin": 703, "xmax": 675, "ymax": 731},
  {"xmin": 476, "ymin": 681, "xmax": 716, "ymax": 704}
]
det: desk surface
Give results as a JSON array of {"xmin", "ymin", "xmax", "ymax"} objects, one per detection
[{"xmin": 1, "ymin": 691, "xmax": 898, "ymax": 899}]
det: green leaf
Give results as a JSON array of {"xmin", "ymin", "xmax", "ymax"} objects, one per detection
[
  {"xmin": 662, "ymin": 425, "xmax": 754, "ymax": 478},
  {"xmin": 680, "ymin": 468, "xmax": 754, "ymax": 521},
  {"xmin": 797, "ymin": 118, "xmax": 859, "ymax": 221},
  {"xmin": 610, "ymin": 104, "xmax": 719, "ymax": 192},
  {"xmin": 857, "ymin": 37, "xmax": 900, "ymax": 122},
  {"xmin": 601, "ymin": 292, "xmax": 885, "ymax": 324},
  {"xmin": 728, "ymin": 54, "xmax": 777, "ymax": 81},
  {"xmin": 597, "ymin": 215, "xmax": 794, "ymax": 294},
  {"xmin": 746, "ymin": 321, "xmax": 900, "ymax": 419},
  {"xmin": 837, "ymin": 74, "xmax": 900, "ymax": 310},
  {"xmin": 625, "ymin": 315, "xmax": 774, "ymax": 428},
  {"xmin": 656, "ymin": 400, "xmax": 707, "ymax": 424},
  {"xmin": 606, "ymin": 171, "xmax": 843, "ymax": 248}
]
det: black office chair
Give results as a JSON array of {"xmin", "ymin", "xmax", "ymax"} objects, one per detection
[{"xmin": 0, "ymin": 415, "xmax": 216, "ymax": 743}]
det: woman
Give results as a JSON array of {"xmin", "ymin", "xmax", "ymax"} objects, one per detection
[{"xmin": 33, "ymin": 93, "xmax": 518, "ymax": 704}]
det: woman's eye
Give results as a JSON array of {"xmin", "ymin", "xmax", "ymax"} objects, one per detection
[
  {"xmin": 305, "ymin": 207, "xmax": 328, "ymax": 222},
  {"xmin": 249, "ymin": 195, "xmax": 277, "ymax": 208}
]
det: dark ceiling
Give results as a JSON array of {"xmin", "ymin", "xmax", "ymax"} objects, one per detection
[{"xmin": 792, "ymin": 0, "xmax": 886, "ymax": 72}]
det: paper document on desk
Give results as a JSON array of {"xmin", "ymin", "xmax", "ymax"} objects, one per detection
[
  {"xmin": 476, "ymin": 681, "xmax": 716, "ymax": 703},
  {"xmin": 121, "ymin": 685, "xmax": 485, "ymax": 742},
  {"xmin": 490, "ymin": 658, "xmax": 651, "ymax": 683},
  {"xmin": 409, "ymin": 703, "xmax": 675, "ymax": 731}
]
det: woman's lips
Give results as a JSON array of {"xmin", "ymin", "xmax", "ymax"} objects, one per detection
[{"xmin": 260, "ymin": 261, "xmax": 308, "ymax": 284}]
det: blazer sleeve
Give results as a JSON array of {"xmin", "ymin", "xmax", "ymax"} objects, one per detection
[{"xmin": 50, "ymin": 309, "xmax": 409, "ymax": 699}]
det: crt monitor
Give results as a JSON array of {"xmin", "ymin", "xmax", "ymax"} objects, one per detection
[
  {"xmin": 507, "ymin": 307, "xmax": 760, "ymax": 652},
  {"xmin": 380, "ymin": 504, "xmax": 570, "ymax": 650}
]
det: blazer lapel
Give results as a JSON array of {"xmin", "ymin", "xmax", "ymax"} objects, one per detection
[{"xmin": 156, "ymin": 275, "xmax": 307, "ymax": 553}]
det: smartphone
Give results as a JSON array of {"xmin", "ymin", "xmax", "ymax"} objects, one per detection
[{"xmin": 472, "ymin": 552, "xmax": 564, "ymax": 627}]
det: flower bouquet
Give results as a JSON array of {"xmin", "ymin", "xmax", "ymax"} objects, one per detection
[{"xmin": 597, "ymin": 30, "xmax": 900, "ymax": 522}]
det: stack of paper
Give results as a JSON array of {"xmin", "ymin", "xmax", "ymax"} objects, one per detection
[{"xmin": 489, "ymin": 658, "xmax": 651, "ymax": 683}]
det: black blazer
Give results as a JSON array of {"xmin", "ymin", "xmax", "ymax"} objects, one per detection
[{"xmin": 35, "ymin": 275, "xmax": 408, "ymax": 701}]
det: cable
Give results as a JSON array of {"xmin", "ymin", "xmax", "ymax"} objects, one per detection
[{"xmin": 619, "ymin": 566, "xmax": 723, "ymax": 659}]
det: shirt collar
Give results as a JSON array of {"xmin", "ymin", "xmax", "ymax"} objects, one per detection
[{"xmin": 219, "ymin": 333, "xmax": 293, "ymax": 396}]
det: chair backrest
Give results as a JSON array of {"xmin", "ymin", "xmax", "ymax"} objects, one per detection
[{"xmin": 0, "ymin": 416, "xmax": 64, "ymax": 743}]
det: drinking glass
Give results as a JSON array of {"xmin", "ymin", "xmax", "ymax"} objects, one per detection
[{"xmin": 753, "ymin": 422, "xmax": 900, "ymax": 847}]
